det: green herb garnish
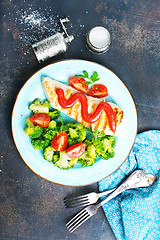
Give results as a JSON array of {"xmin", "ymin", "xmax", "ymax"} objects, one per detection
[{"xmin": 75, "ymin": 70, "xmax": 100, "ymax": 86}]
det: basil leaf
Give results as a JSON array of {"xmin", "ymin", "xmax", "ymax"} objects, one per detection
[
  {"xmin": 75, "ymin": 70, "xmax": 100, "ymax": 85},
  {"xmin": 83, "ymin": 81, "xmax": 92, "ymax": 85},
  {"xmin": 75, "ymin": 74, "xmax": 86, "ymax": 78},
  {"xmin": 92, "ymin": 77, "xmax": 100, "ymax": 82},
  {"xmin": 90, "ymin": 71, "xmax": 98, "ymax": 81},
  {"xmin": 83, "ymin": 70, "xmax": 89, "ymax": 78},
  {"xmin": 59, "ymin": 115, "xmax": 63, "ymax": 125}
]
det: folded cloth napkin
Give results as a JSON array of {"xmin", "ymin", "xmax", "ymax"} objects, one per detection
[{"xmin": 99, "ymin": 130, "xmax": 160, "ymax": 240}]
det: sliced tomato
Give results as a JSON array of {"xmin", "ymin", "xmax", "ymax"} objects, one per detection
[
  {"xmin": 29, "ymin": 113, "xmax": 50, "ymax": 128},
  {"xmin": 87, "ymin": 84, "xmax": 108, "ymax": 98},
  {"xmin": 69, "ymin": 77, "xmax": 88, "ymax": 93},
  {"xmin": 51, "ymin": 131, "xmax": 68, "ymax": 151},
  {"xmin": 66, "ymin": 142, "xmax": 86, "ymax": 158}
]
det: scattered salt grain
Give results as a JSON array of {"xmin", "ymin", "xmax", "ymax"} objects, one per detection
[
  {"xmin": 12, "ymin": 7, "xmax": 85, "ymax": 56},
  {"xmin": 15, "ymin": 8, "xmax": 62, "ymax": 56}
]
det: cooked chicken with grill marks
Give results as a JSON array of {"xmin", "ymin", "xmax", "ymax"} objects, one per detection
[{"xmin": 42, "ymin": 77, "xmax": 126, "ymax": 136}]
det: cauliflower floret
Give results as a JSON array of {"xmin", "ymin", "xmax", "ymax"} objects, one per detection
[
  {"xmin": 55, "ymin": 151, "xmax": 78, "ymax": 169},
  {"xmin": 29, "ymin": 98, "xmax": 50, "ymax": 113}
]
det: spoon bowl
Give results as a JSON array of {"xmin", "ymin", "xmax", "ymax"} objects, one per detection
[
  {"xmin": 125, "ymin": 170, "xmax": 157, "ymax": 189},
  {"xmin": 136, "ymin": 173, "xmax": 157, "ymax": 188}
]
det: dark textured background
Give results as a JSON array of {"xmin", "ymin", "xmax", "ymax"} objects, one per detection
[{"xmin": 0, "ymin": 0, "xmax": 160, "ymax": 239}]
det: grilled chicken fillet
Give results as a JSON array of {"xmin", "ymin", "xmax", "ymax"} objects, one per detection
[{"xmin": 42, "ymin": 77, "xmax": 126, "ymax": 136}]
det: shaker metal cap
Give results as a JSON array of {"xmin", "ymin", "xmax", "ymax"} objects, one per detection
[{"xmin": 86, "ymin": 26, "xmax": 111, "ymax": 53}]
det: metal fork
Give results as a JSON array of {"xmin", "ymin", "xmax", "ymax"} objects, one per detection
[
  {"xmin": 66, "ymin": 170, "xmax": 157, "ymax": 232},
  {"xmin": 64, "ymin": 188, "xmax": 115, "ymax": 208},
  {"xmin": 66, "ymin": 184, "xmax": 124, "ymax": 233}
]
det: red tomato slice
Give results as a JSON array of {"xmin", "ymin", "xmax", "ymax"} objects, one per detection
[
  {"xmin": 69, "ymin": 77, "xmax": 88, "ymax": 93},
  {"xmin": 66, "ymin": 142, "xmax": 86, "ymax": 158},
  {"xmin": 51, "ymin": 131, "xmax": 68, "ymax": 151},
  {"xmin": 87, "ymin": 84, "xmax": 108, "ymax": 98},
  {"xmin": 29, "ymin": 113, "xmax": 50, "ymax": 128}
]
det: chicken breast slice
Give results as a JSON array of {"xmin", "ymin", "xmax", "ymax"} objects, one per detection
[{"xmin": 42, "ymin": 77, "xmax": 126, "ymax": 136}]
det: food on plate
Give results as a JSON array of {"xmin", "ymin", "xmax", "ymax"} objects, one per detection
[
  {"xmin": 69, "ymin": 77, "xmax": 88, "ymax": 93},
  {"xmin": 51, "ymin": 131, "xmax": 68, "ymax": 151},
  {"xmin": 75, "ymin": 70, "xmax": 100, "ymax": 86},
  {"xmin": 78, "ymin": 140, "xmax": 97, "ymax": 167},
  {"xmin": 55, "ymin": 88, "xmax": 116, "ymax": 132},
  {"xmin": 23, "ymin": 71, "xmax": 125, "ymax": 169},
  {"xmin": 62, "ymin": 122, "xmax": 86, "ymax": 146},
  {"xmin": 24, "ymin": 119, "xmax": 43, "ymax": 139},
  {"xmin": 66, "ymin": 142, "xmax": 87, "ymax": 158},
  {"xmin": 24, "ymin": 98, "xmax": 116, "ymax": 169},
  {"xmin": 43, "ymin": 146, "xmax": 60, "ymax": 163},
  {"xmin": 29, "ymin": 98, "xmax": 50, "ymax": 113},
  {"xmin": 54, "ymin": 151, "xmax": 78, "ymax": 169},
  {"xmin": 87, "ymin": 84, "xmax": 108, "ymax": 98},
  {"xmin": 31, "ymin": 138, "xmax": 50, "ymax": 150},
  {"xmin": 42, "ymin": 77, "xmax": 126, "ymax": 136},
  {"xmin": 93, "ymin": 131, "xmax": 115, "ymax": 159},
  {"xmin": 43, "ymin": 146, "xmax": 56, "ymax": 162},
  {"xmin": 29, "ymin": 113, "xmax": 50, "ymax": 128}
]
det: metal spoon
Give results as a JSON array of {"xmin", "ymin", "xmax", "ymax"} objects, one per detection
[
  {"xmin": 121, "ymin": 169, "xmax": 157, "ymax": 189},
  {"xmin": 66, "ymin": 170, "xmax": 157, "ymax": 232},
  {"xmin": 65, "ymin": 170, "xmax": 157, "ymax": 208},
  {"xmin": 96, "ymin": 169, "xmax": 157, "ymax": 209}
]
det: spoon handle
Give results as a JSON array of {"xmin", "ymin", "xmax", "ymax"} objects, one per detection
[
  {"xmin": 98, "ymin": 188, "xmax": 116, "ymax": 197},
  {"xmin": 96, "ymin": 183, "xmax": 127, "ymax": 209},
  {"xmin": 96, "ymin": 170, "xmax": 146, "ymax": 209}
]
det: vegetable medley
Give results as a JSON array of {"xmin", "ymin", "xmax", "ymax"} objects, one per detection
[{"xmin": 24, "ymin": 98, "xmax": 116, "ymax": 169}]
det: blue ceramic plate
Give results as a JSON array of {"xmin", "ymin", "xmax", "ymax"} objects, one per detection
[{"xmin": 12, "ymin": 60, "xmax": 138, "ymax": 186}]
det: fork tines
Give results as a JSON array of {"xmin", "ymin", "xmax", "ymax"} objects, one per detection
[
  {"xmin": 64, "ymin": 195, "xmax": 89, "ymax": 208},
  {"xmin": 66, "ymin": 208, "xmax": 91, "ymax": 233}
]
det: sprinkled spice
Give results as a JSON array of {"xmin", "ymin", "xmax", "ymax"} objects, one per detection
[{"xmin": 12, "ymin": 8, "xmax": 86, "ymax": 57}]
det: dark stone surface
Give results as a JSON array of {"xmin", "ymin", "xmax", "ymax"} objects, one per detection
[{"xmin": 0, "ymin": 0, "xmax": 159, "ymax": 239}]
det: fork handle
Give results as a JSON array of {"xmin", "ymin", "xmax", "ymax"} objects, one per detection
[
  {"xmin": 96, "ymin": 183, "xmax": 127, "ymax": 209},
  {"xmin": 98, "ymin": 188, "xmax": 116, "ymax": 197}
]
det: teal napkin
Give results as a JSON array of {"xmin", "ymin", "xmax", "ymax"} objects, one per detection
[{"xmin": 99, "ymin": 130, "xmax": 160, "ymax": 240}]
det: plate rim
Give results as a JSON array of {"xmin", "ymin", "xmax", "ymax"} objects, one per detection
[{"xmin": 11, "ymin": 59, "xmax": 138, "ymax": 186}]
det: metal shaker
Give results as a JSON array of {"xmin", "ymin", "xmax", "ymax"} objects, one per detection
[{"xmin": 32, "ymin": 18, "xmax": 74, "ymax": 62}]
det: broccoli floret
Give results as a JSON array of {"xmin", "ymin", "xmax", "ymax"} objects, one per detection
[
  {"xmin": 78, "ymin": 141, "xmax": 97, "ymax": 167},
  {"xmin": 42, "ymin": 120, "xmax": 58, "ymax": 140},
  {"xmin": 29, "ymin": 98, "xmax": 50, "ymax": 113},
  {"xmin": 48, "ymin": 120, "xmax": 57, "ymax": 130},
  {"xmin": 43, "ymin": 146, "xmax": 55, "ymax": 162},
  {"xmin": 31, "ymin": 139, "xmax": 50, "ymax": 150},
  {"xmin": 42, "ymin": 129, "xmax": 57, "ymax": 140},
  {"xmin": 69, "ymin": 128, "xmax": 77, "ymax": 138},
  {"xmin": 52, "ymin": 152, "xmax": 60, "ymax": 163},
  {"xmin": 24, "ymin": 119, "xmax": 43, "ymax": 139},
  {"xmin": 54, "ymin": 151, "xmax": 78, "ymax": 169},
  {"xmin": 62, "ymin": 123, "xmax": 86, "ymax": 146},
  {"xmin": 43, "ymin": 145, "xmax": 60, "ymax": 163},
  {"xmin": 26, "ymin": 118, "xmax": 34, "ymax": 128},
  {"xmin": 48, "ymin": 109, "xmax": 61, "ymax": 120},
  {"xmin": 93, "ymin": 135, "xmax": 116, "ymax": 160},
  {"xmin": 87, "ymin": 144, "xmax": 97, "ymax": 158},
  {"xmin": 86, "ymin": 127, "xmax": 105, "ymax": 139}
]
